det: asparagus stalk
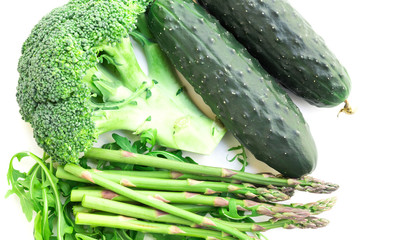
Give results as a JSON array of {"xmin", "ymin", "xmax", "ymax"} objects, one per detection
[
  {"xmin": 75, "ymin": 213, "xmax": 236, "ymax": 240},
  {"xmin": 64, "ymin": 164, "xmax": 253, "ymax": 240},
  {"xmin": 81, "ymin": 195, "xmax": 310, "ymax": 225},
  {"xmin": 287, "ymin": 197, "xmax": 337, "ymax": 215},
  {"xmin": 71, "ymin": 188, "xmax": 131, "ymax": 202},
  {"xmin": 72, "ymin": 205, "xmax": 95, "ymax": 215},
  {"xmin": 93, "ymin": 169, "xmax": 289, "ymax": 201},
  {"xmin": 105, "ymin": 169, "xmax": 242, "ymax": 183},
  {"xmin": 81, "ymin": 196, "xmax": 329, "ymax": 232},
  {"xmin": 57, "ymin": 166, "xmax": 88, "ymax": 183},
  {"xmin": 56, "ymin": 166, "xmax": 240, "ymax": 184},
  {"xmin": 73, "ymin": 202, "xmax": 216, "ymax": 216},
  {"xmin": 81, "ymin": 195, "xmax": 198, "ymax": 226},
  {"xmin": 71, "ymin": 188, "xmax": 328, "ymax": 220},
  {"xmin": 58, "ymin": 166, "xmax": 290, "ymax": 202},
  {"xmin": 84, "ymin": 148, "xmax": 339, "ymax": 193},
  {"xmin": 170, "ymin": 204, "xmax": 217, "ymax": 213},
  {"xmin": 57, "ymin": 166, "xmax": 294, "ymax": 197}
]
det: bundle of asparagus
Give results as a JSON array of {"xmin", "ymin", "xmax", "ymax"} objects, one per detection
[{"xmin": 57, "ymin": 144, "xmax": 339, "ymax": 240}]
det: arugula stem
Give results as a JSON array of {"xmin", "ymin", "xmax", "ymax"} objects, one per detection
[
  {"xmin": 74, "ymin": 233, "xmax": 98, "ymax": 240},
  {"xmin": 31, "ymin": 153, "xmax": 68, "ymax": 240},
  {"xmin": 13, "ymin": 152, "xmax": 71, "ymax": 240},
  {"xmin": 41, "ymin": 169, "xmax": 50, "ymax": 239},
  {"xmin": 29, "ymin": 166, "xmax": 40, "ymax": 206}
]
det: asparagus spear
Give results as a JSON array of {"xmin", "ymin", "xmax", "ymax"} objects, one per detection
[
  {"xmin": 57, "ymin": 166, "xmax": 295, "ymax": 196},
  {"xmin": 81, "ymin": 195, "xmax": 202, "ymax": 227},
  {"xmin": 64, "ymin": 164, "xmax": 253, "ymax": 240},
  {"xmin": 287, "ymin": 197, "xmax": 337, "ymax": 215},
  {"xmin": 71, "ymin": 188, "xmax": 335, "ymax": 220},
  {"xmin": 94, "ymin": 169, "xmax": 289, "ymax": 201},
  {"xmin": 80, "ymin": 195, "xmax": 329, "ymax": 232},
  {"xmin": 84, "ymin": 148, "xmax": 339, "ymax": 194},
  {"xmin": 73, "ymin": 202, "xmax": 216, "ymax": 215},
  {"xmin": 75, "ymin": 213, "xmax": 236, "ymax": 240},
  {"xmin": 105, "ymin": 169, "xmax": 242, "ymax": 183},
  {"xmin": 57, "ymin": 166, "xmax": 290, "ymax": 202},
  {"xmin": 56, "ymin": 166, "xmax": 239, "ymax": 183}
]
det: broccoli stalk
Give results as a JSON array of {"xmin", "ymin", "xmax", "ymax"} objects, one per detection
[
  {"xmin": 88, "ymin": 17, "xmax": 224, "ymax": 152},
  {"xmin": 16, "ymin": 0, "xmax": 225, "ymax": 163}
]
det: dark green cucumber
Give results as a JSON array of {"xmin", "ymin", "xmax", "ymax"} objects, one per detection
[
  {"xmin": 147, "ymin": 0, "xmax": 317, "ymax": 177},
  {"xmin": 198, "ymin": 0, "xmax": 351, "ymax": 107}
]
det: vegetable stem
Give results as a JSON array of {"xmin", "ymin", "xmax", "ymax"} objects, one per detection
[
  {"xmin": 27, "ymin": 153, "xmax": 70, "ymax": 240},
  {"xmin": 71, "ymin": 188, "xmax": 334, "ymax": 220},
  {"xmin": 76, "ymin": 213, "xmax": 236, "ymax": 240},
  {"xmin": 84, "ymin": 148, "xmax": 339, "ymax": 194},
  {"xmin": 81, "ymin": 196, "xmax": 328, "ymax": 232}
]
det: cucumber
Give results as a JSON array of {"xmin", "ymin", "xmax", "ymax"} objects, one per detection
[
  {"xmin": 147, "ymin": 0, "xmax": 317, "ymax": 177},
  {"xmin": 198, "ymin": 0, "xmax": 351, "ymax": 107}
]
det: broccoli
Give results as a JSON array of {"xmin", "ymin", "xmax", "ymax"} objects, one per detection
[{"xmin": 16, "ymin": 0, "xmax": 226, "ymax": 164}]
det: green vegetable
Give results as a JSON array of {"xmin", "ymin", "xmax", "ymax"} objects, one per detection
[
  {"xmin": 198, "ymin": 0, "xmax": 351, "ymax": 107},
  {"xmin": 16, "ymin": 0, "xmax": 225, "ymax": 164},
  {"xmin": 63, "ymin": 163, "xmax": 254, "ymax": 240},
  {"xmin": 76, "ymin": 213, "xmax": 237, "ymax": 240},
  {"xmin": 7, "ymin": 132, "xmax": 336, "ymax": 239},
  {"xmin": 69, "ymin": 187, "xmax": 335, "ymax": 216},
  {"xmin": 6, "ymin": 152, "xmax": 73, "ymax": 240},
  {"xmin": 84, "ymin": 148, "xmax": 339, "ymax": 194},
  {"xmin": 71, "ymin": 188, "xmax": 334, "ymax": 219},
  {"xmin": 74, "ymin": 169, "xmax": 290, "ymax": 201},
  {"xmin": 79, "ymin": 196, "xmax": 329, "ymax": 232},
  {"xmin": 147, "ymin": 0, "xmax": 317, "ymax": 177}
]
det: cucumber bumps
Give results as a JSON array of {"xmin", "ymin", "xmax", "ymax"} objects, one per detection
[
  {"xmin": 147, "ymin": 0, "xmax": 317, "ymax": 177},
  {"xmin": 198, "ymin": 0, "xmax": 351, "ymax": 107}
]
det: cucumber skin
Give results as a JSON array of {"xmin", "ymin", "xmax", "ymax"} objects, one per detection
[
  {"xmin": 147, "ymin": 0, "xmax": 317, "ymax": 178},
  {"xmin": 198, "ymin": 0, "xmax": 351, "ymax": 107}
]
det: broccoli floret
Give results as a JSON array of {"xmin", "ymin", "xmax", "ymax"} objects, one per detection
[{"xmin": 17, "ymin": 0, "xmax": 226, "ymax": 163}]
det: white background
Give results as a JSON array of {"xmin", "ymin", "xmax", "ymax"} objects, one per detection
[{"xmin": 1, "ymin": 0, "xmax": 393, "ymax": 239}]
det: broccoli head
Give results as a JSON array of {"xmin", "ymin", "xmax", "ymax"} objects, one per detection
[{"xmin": 17, "ymin": 0, "xmax": 226, "ymax": 163}]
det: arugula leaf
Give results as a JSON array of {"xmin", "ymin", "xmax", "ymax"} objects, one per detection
[
  {"xmin": 34, "ymin": 211, "xmax": 44, "ymax": 240},
  {"xmin": 6, "ymin": 152, "xmax": 73, "ymax": 240},
  {"xmin": 140, "ymin": 129, "xmax": 157, "ymax": 152},
  {"xmin": 112, "ymin": 134, "xmax": 134, "ymax": 152},
  {"xmin": 6, "ymin": 152, "xmax": 36, "ymax": 221},
  {"xmin": 148, "ymin": 150, "xmax": 197, "ymax": 164},
  {"xmin": 227, "ymin": 145, "xmax": 248, "ymax": 171},
  {"xmin": 74, "ymin": 233, "xmax": 98, "ymax": 240}
]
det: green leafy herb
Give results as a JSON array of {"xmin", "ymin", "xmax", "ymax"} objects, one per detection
[
  {"xmin": 7, "ymin": 131, "xmax": 335, "ymax": 240},
  {"xmin": 6, "ymin": 152, "xmax": 73, "ymax": 240},
  {"xmin": 227, "ymin": 145, "xmax": 248, "ymax": 171}
]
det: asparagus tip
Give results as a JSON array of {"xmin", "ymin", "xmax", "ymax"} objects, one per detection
[
  {"xmin": 307, "ymin": 197, "xmax": 337, "ymax": 214},
  {"xmin": 290, "ymin": 217, "xmax": 330, "ymax": 229},
  {"xmin": 258, "ymin": 205, "xmax": 311, "ymax": 220},
  {"xmin": 295, "ymin": 176, "xmax": 339, "ymax": 194}
]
